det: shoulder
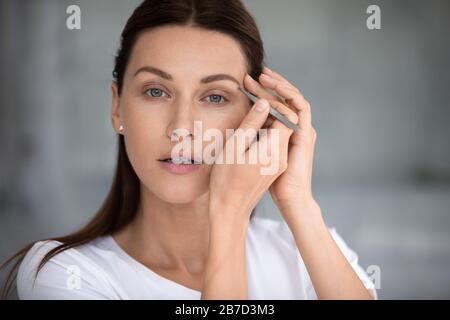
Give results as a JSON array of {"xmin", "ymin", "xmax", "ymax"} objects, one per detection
[{"xmin": 17, "ymin": 237, "xmax": 120, "ymax": 299}]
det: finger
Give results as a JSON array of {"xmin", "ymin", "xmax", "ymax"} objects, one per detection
[
  {"xmin": 248, "ymin": 100, "xmax": 297, "ymax": 171},
  {"xmin": 267, "ymin": 100, "xmax": 299, "ymax": 138},
  {"xmin": 243, "ymin": 73, "xmax": 285, "ymax": 104},
  {"xmin": 262, "ymin": 117, "xmax": 274, "ymax": 129},
  {"xmin": 259, "ymin": 75, "xmax": 312, "ymax": 129},
  {"xmin": 262, "ymin": 66, "xmax": 299, "ymax": 93},
  {"xmin": 261, "ymin": 124, "xmax": 290, "ymax": 171},
  {"xmin": 248, "ymin": 126, "xmax": 288, "ymax": 176},
  {"xmin": 233, "ymin": 98, "xmax": 270, "ymax": 153},
  {"xmin": 259, "ymin": 74, "xmax": 301, "ymax": 108}
]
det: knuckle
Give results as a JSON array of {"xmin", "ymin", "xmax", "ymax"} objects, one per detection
[
  {"xmin": 274, "ymin": 82, "xmax": 283, "ymax": 91},
  {"xmin": 305, "ymin": 100, "xmax": 311, "ymax": 109},
  {"xmin": 287, "ymin": 85, "xmax": 300, "ymax": 94}
]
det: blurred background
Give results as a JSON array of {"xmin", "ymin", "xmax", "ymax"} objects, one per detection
[{"xmin": 1, "ymin": 0, "xmax": 449, "ymax": 299}]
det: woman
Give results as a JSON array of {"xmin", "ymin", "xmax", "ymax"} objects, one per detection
[{"xmin": 2, "ymin": 0, "xmax": 377, "ymax": 299}]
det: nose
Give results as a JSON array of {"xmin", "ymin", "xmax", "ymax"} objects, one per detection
[{"xmin": 165, "ymin": 102, "xmax": 195, "ymax": 141}]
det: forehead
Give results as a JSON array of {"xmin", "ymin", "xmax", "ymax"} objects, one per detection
[{"xmin": 127, "ymin": 25, "xmax": 248, "ymax": 81}]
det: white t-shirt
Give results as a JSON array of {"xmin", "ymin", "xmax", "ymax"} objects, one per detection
[{"xmin": 17, "ymin": 216, "xmax": 377, "ymax": 299}]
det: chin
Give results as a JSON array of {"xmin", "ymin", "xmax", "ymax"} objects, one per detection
[
  {"xmin": 154, "ymin": 188, "xmax": 207, "ymax": 204},
  {"xmin": 146, "ymin": 175, "xmax": 210, "ymax": 204}
]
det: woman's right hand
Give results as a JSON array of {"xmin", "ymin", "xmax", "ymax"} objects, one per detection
[
  {"xmin": 202, "ymin": 95, "xmax": 298, "ymax": 299},
  {"xmin": 208, "ymin": 95, "xmax": 299, "ymax": 222}
]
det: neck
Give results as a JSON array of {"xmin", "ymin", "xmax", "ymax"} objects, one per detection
[{"xmin": 114, "ymin": 183, "xmax": 211, "ymax": 275}]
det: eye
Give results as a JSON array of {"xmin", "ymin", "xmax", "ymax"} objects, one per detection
[
  {"xmin": 205, "ymin": 94, "xmax": 228, "ymax": 105},
  {"xmin": 144, "ymin": 87, "xmax": 169, "ymax": 98}
]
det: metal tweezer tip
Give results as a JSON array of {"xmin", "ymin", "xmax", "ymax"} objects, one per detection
[{"xmin": 238, "ymin": 86, "xmax": 299, "ymax": 132}]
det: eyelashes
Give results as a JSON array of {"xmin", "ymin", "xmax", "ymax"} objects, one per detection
[
  {"xmin": 205, "ymin": 94, "xmax": 228, "ymax": 104},
  {"xmin": 145, "ymin": 88, "xmax": 168, "ymax": 99},
  {"xmin": 143, "ymin": 87, "xmax": 230, "ymax": 105}
]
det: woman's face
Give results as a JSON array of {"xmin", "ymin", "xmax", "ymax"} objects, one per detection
[{"xmin": 112, "ymin": 25, "xmax": 250, "ymax": 204}]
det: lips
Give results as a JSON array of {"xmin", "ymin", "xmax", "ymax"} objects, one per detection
[{"xmin": 158, "ymin": 153, "xmax": 203, "ymax": 165}]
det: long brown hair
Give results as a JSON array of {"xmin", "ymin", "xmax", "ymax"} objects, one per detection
[{"xmin": 1, "ymin": 0, "xmax": 265, "ymax": 298}]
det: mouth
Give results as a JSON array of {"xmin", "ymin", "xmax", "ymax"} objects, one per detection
[{"xmin": 158, "ymin": 157, "xmax": 203, "ymax": 165}]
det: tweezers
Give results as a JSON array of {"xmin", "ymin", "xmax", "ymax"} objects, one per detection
[{"xmin": 238, "ymin": 87, "xmax": 299, "ymax": 132}]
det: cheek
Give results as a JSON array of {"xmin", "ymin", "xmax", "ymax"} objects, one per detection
[
  {"xmin": 121, "ymin": 102, "xmax": 165, "ymax": 179},
  {"xmin": 125, "ymin": 112, "xmax": 163, "ymax": 152},
  {"xmin": 200, "ymin": 104, "xmax": 248, "ymax": 131},
  {"xmin": 197, "ymin": 109, "xmax": 247, "ymax": 161},
  {"xmin": 121, "ymin": 92, "xmax": 168, "ymax": 142},
  {"xmin": 116, "ymin": 100, "xmax": 248, "ymax": 203}
]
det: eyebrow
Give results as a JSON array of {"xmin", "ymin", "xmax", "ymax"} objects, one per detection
[{"xmin": 133, "ymin": 65, "xmax": 240, "ymax": 86}]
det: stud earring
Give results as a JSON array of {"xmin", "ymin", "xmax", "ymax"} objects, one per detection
[{"xmin": 119, "ymin": 124, "xmax": 124, "ymax": 134}]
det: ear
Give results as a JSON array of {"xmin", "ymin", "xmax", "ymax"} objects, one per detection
[{"xmin": 111, "ymin": 81, "xmax": 122, "ymax": 134}]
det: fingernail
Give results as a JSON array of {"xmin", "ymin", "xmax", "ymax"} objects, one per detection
[
  {"xmin": 260, "ymin": 73, "xmax": 272, "ymax": 81},
  {"xmin": 260, "ymin": 73, "xmax": 275, "ymax": 85},
  {"xmin": 256, "ymin": 99, "xmax": 269, "ymax": 112},
  {"xmin": 245, "ymin": 73, "xmax": 254, "ymax": 81},
  {"xmin": 263, "ymin": 66, "xmax": 272, "ymax": 73}
]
